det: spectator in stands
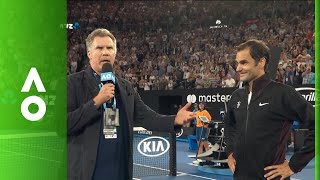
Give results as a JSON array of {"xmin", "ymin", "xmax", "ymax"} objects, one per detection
[
  {"xmin": 275, "ymin": 68, "xmax": 284, "ymax": 83},
  {"xmin": 210, "ymin": 73, "xmax": 220, "ymax": 88},
  {"xmin": 292, "ymin": 65, "xmax": 303, "ymax": 85},
  {"xmin": 67, "ymin": 1, "xmax": 314, "ymax": 89},
  {"xmin": 302, "ymin": 66, "xmax": 315, "ymax": 84},
  {"xmin": 167, "ymin": 78, "xmax": 174, "ymax": 90},
  {"xmin": 195, "ymin": 75, "xmax": 204, "ymax": 89},
  {"xmin": 224, "ymin": 73, "xmax": 236, "ymax": 87},
  {"xmin": 220, "ymin": 74, "xmax": 227, "ymax": 88},
  {"xmin": 297, "ymin": 48, "xmax": 312, "ymax": 62},
  {"xmin": 283, "ymin": 65, "xmax": 294, "ymax": 86},
  {"xmin": 138, "ymin": 78, "xmax": 145, "ymax": 91}
]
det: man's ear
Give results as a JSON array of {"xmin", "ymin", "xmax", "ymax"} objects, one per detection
[
  {"xmin": 87, "ymin": 51, "xmax": 91, "ymax": 61},
  {"xmin": 259, "ymin": 57, "xmax": 266, "ymax": 69}
]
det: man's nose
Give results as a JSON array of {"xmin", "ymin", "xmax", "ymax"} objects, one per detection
[
  {"xmin": 236, "ymin": 64, "xmax": 242, "ymax": 72},
  {"xmin": 102, "ymin": 48, "xmax": 109, "ymax": 55}
]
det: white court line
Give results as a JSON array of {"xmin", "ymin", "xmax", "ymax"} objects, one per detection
[
  {"xmin": 177, "ymin": 173, "xmax": 187, "ymax": 176},
  {"xmin": 133, "ymin": 163, "xmax": 169, "ymax": 172},
  {"xmin": 181, "ymin": 174, "xmax": 216, "ymax": 180},
  {"xmin": 0, "ymin": 132, "xmax": 63, "ymax": 152},
  {"xmin": 133, "ymin": 178, "xmax": 142, "ymax": 180},
  {"xmin": 6, "ymin": 141, "xmax": 64, "ymax": 152},
  {"xmin": 133, "ymin": 163, "xmax": 216, "ymax": 180},
  {"xmin": 0, "ymin": 132, "xmax": 62, "ymax": 164},
  {"xmin": 0, "ymin": 132, "xmax": 57, "ymax": 139},
  {"xmin": 0, "ymin": 148, "xmax": 62, "ymax": 164},
  {"xmin": 187, "ymin": 163, "xmax": 199, "ymax": 167}
]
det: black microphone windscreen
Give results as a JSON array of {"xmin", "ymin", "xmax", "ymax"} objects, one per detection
[{"xmin": 102, "ymin": 63, "xmax": 113, "ymax": 73}]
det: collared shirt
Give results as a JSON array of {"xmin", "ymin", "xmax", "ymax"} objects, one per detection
[
  {"xmin": 302, "ymin": 72, "xmax": 315, "ymax": 84},
  {"xmin": 195, "ymin": 110, "xmax": 212, "ymax": 128}
]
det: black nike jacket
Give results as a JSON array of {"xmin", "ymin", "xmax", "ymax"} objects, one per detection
[{"xmin": 224, "ymin": 74, "xmax": 314, "ymax": 180}]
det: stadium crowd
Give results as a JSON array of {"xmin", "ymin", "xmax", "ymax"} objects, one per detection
[{"xmin": 67, "ymin": 1, "xmax": 315, "ymax": 91}]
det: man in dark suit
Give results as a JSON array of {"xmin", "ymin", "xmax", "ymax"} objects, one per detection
[{"xmin": 67, "ymin": 28, "xmax": 195, "ymax": 180}]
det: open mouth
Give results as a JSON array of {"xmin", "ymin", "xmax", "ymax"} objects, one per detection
[{"xmin": 101, "ymin": 60, "xmax": 110, "ymax": 63}]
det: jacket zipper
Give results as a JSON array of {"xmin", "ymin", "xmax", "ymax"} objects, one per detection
[
  {"xmin": 245, "ymin": 104, "xmax": 249, "ymax": 144},
  {"xmin": 243, "ymin": 100, "xmax": 249, "ymax": 164}
]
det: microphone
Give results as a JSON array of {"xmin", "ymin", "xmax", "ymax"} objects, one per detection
[{"xmin": 101, "ymin": 63, "xmax": 115, "ymax": 108}]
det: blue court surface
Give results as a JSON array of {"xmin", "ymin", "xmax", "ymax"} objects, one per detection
[{"xmin": 134, "ymin": 141, "xmax": 314, "ymax": 180}]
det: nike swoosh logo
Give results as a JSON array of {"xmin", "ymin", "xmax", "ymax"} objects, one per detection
[{"xmin": 259, "ymin": 102, "xmax": 269, "ymax": 106}]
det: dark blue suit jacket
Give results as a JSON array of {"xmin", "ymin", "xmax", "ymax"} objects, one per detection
[{"xmin": 67, "ymin": 67, "xmax": 176, "ymax": 180}]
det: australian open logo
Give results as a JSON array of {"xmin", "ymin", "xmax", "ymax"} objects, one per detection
[
  {"xmin": 101, "ymin": 72, "xmax": 115, "ymax": 83},
  {"xmin": 21, "ymin": 68, "xmax": 47, "ymax": 121},
  {"xmin": 137, "ymin": 136, "xmax": 170, "ymax": 157},
  {"xmin": 295, "ymin": 87, "xmax": 317, "ymax": 107}
]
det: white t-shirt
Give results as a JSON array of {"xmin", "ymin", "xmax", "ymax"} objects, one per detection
[{"xmin": 248, "ymin": 91, "xmax": 252, "ymax": 105}]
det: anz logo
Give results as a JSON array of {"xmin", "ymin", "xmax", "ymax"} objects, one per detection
[
  {"xmin": 60, "ymin": 22, "xmax": 80, "ymax": 30},
  {"xmin": 137, "ymin": 136, "xmax": 170, "ymax": 157},
  {"xmin": 66, "ymin": 22, "xmax": 80, "ymax": 30}
]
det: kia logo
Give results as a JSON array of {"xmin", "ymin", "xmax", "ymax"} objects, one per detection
[{"xmin": 137, "ymin": 136, "xmax": 170, "ymax": 157}]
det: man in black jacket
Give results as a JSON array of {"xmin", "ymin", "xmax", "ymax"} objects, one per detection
[
  {"xmin": 67, "ymin": 28, "xmax": 195, "ymax": 180},
  {"xmin": 225, "ymin": 39, "xmax": 314, "ymax": 180}
]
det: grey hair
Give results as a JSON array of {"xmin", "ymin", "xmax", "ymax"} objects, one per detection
[{"xmin": 85, "ymin": 28, "xmax": 117, "ymax": 53}]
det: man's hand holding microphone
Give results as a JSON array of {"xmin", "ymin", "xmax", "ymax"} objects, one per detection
[
  {"xmin": 93, "ymin": 63, "xmax": 115, "ymax": 108},
  {"xmin": 93, "ymin": 83, "xmax": 115, "ymax": 108}
]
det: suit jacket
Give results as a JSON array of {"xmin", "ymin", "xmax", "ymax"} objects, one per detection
[{"xmin": 67, "ymin": 67, "xmax": 175, "ymax": 180}]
